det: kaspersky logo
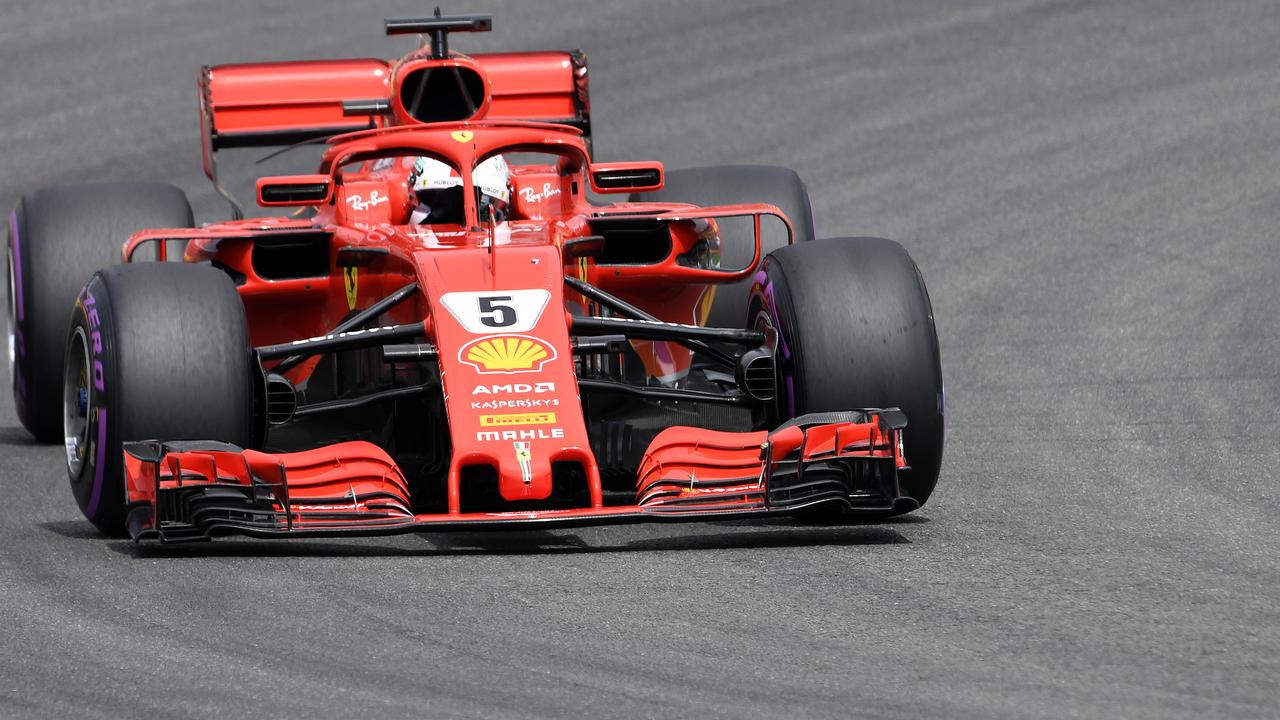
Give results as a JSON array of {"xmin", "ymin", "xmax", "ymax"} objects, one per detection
[{"xmin": 458, "ymin": 334, "xmax": 557, "ymax": 374}]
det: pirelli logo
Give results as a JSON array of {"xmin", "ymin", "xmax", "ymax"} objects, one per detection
[{"xmin": 478, "ymin": 412, "xmax": 557, "ymax": 427}]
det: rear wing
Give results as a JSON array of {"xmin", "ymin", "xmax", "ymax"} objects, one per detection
[
  {"xmin": 198, "ymin": 13, "xmax": 591, "ymax": 216},
  {"xmin": 199, "ymin": 52, "xmax": 590, "ymax": 154}
]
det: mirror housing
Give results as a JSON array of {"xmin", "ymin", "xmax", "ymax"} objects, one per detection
[
  {"xmin": 257, "ymin": 175, "xmax": 334, "ymax": 207},
  {"xmin": 589, "ymin": 162, "xmax": 664, "ymax": 194},
  {"xmin": 586, "ymin": 204, "xmax": 792, "ymax": 283}
]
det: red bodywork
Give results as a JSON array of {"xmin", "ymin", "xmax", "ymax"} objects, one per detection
[{"xmin": 115, "ymin": 35, "xmax": 908, "ymax": 541}]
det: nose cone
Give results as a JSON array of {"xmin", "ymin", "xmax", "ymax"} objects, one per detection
[{"xmin": 419, "ymin": 244, "xmax": 598, "ymax": 513}]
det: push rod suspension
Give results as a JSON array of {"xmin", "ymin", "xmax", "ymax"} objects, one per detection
[
  {"xmin": 570, "ymin": 315, "xmax": 765, "ymax": 345},
  {"xmin": 273, "ymin": 281, "xmax": 418, "ymax": 372},
  {"xmin": 257, "ymin": 322, "xmax": 425, "ymax": 361},
  {"xmin": 576, "ymin": 378, "xmax": 755, "ymax": 406},
  {"xmin": 564, "ymin": 276, "xmax": 740, "ymax": 367}
]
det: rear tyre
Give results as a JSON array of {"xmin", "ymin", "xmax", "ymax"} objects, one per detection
[
  {"xmin": 750, "ymin": 237, "xmax": 944, "ymax": 512},
  {"xmin": 631, "ymin": 165, "xmax": 815, "ymax": 330},
  {"xmin": 64, "ymin": 263, "xmax": 253, "ymax": 536},
  {"xmin": 8, "ymin": 183, "xmax": 193, "ymax": 442}
]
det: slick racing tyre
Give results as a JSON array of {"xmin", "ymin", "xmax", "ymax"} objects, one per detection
[
  {"xmin": 64, "ymin": 263, "xmax": 252, "ymax": 536},
  {"xmin": 750, "ymin": 237, "xmax": 944, "ymax": 513},
  {"xmin": 631, "ymin": 165, "xmax": 815, "ymax": 331},
  {"xmin": 8, "ymin": 183, "xmax": 193, "ymax": 442}
]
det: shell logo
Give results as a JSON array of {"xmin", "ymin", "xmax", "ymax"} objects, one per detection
[{"xmin": 458, "ymin": 335, "xmax": 557, "ymax": 374}]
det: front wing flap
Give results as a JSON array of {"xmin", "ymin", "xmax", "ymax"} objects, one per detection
[{"xmin": 122, "ymin": 410, "xmax": 910, "ymax": 542}]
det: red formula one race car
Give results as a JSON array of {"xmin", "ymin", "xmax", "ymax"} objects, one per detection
[{"xmin": 6, "ymin": 14, "xmax": 944, "ymax": 541}]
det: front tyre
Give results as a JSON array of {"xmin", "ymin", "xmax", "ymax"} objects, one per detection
[
  {"xmin": 64, "ymin": 263, "xmax": 253, "ymax": 536},
  {"xmin": 751, "ymin": 237, "xmax": 944, "ymax": 511}
]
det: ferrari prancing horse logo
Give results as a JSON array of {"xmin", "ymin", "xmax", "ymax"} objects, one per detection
[
  {"xmin": 514, "ymin": 441, "xmax": 532, "ymax": 485},
  {"xmin": 344, "ymin": 267, "xmax": 358, "ymax": 311},
  {"xmin": 451, "ymin": 130, "xmax": 474, "ymax": 143}
]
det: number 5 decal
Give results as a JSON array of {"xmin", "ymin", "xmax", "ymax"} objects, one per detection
[
  {"xmin": 477, "ymin": 295, "xmax": 517, "ymax": 328},
  {"xmin": 441, "ymin": 289, "xmax": 552, "ymax": 334}
]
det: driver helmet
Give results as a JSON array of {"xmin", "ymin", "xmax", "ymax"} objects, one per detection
[{"xmin": 408, "ymin": 155, "xmax": 511, "ymax": 224}]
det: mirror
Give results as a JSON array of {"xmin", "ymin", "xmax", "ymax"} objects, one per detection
[
  {"xmin": 589, "ymin": 162, "xmax": 664, "ymax": 193},
  {"xmin": 257, "ymin": 175, "xmax": 333, "ymax": 207},
  {"xmin": 678, "ymin": 212, "xmax": 790, "ymax": 274},
  {"xmin": 586, "ymin": 207, "xmax": 791, "ymax": 281}
]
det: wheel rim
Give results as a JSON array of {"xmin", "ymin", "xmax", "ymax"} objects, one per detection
[
  {"xmin": 64, "ymin": 326, "xmax": 91, "ymax": 478},
  {"xmin": 5, "ymin": 244, "xmax": 15, "ymax": 391},
  {"xmin": 751, "ymin": 304, "xmax": 785, "ymax": 426}
]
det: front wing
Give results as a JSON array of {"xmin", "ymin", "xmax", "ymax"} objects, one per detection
[{"xmin": 121, "ymin": 411, "xmax": 912, "ymax": 542}]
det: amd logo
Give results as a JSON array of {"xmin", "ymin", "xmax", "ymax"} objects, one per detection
[{"xmin": 472, "ymin": 382, "xmax": 555, "ymax": 395}]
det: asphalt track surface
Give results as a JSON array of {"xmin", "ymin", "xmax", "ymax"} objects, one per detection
[{"xmin": 2, "ymin": 1, "xmax": 1278, "ymax": 718}]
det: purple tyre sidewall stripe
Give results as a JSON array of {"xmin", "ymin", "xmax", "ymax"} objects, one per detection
[
  {"xmin": 79, "ymin": 282, "xmax": 111, "ymax": 522},
  {"xmin": 84, "ymin": 407, "xmax": 107, "ymax": 520},
  {"xmin": 9, "ymin": 210, "xmax": 27, "ymax": 423},
  {"xmin": 753, "ymin": 268, "xmax": 796, "ymax": 418},
  {"xmin": 9, "ymin": 210, "xmax": 23, "ymax": 322}
]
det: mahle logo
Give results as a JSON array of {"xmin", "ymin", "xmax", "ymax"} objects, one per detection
[{"xmin": 459, "ymin": 335, "xmax": 556, "ymax": 374}]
